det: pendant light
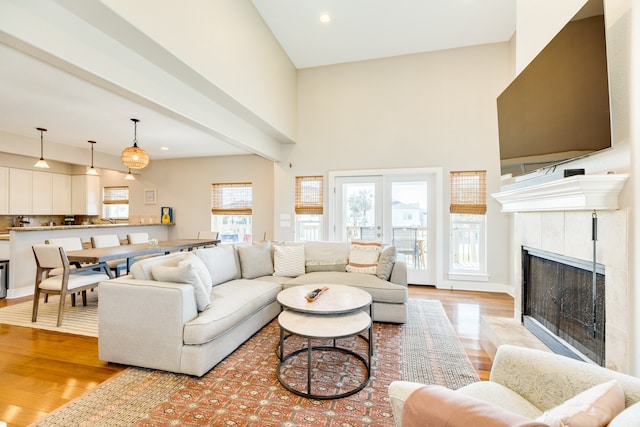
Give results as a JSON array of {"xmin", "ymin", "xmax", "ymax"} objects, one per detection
[
  {"xmin": 87, "ymin": 140, "xmax": 99, "ymax": 175},
  {"xmin": 121, "ymin": 118, "xmax": 149, "ymax": 169},
  {"xmin": 124, "ymin": 168, "xmax": 135, "ymax": 180},
  {"xmin": 34, "ymin": 127, "xmax": 50, "ymax": 168}
]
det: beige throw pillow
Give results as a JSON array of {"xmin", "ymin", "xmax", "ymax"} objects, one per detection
[
  {"xmin": 346, "ymin": 241, "xmax": 382, "ymax": 274},
  {"xmin": 535, "ymin": 380, "xmax": 625, "ymax": 427},
  {"xmin": 237, "ymin": 242, "xmax": 274, "ymax": 279},
  {"xmin": 376, "ymin": 245, "xmax": 397, "ymax": 280}
]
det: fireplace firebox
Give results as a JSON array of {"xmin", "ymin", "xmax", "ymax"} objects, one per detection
[{"xmin": 522, "ymin": 247, "xmax": 605, "ymax": 366}]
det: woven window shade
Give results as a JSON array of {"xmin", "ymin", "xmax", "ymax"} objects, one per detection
[
  {"xmin": 211, "ymin": 183, "xmax": 253, "ymax": 215},
  {"xmin": 103, "ymin": 186, "xmax": 129, "ymax": 205},
  {"xmin": 295, "ymin": 176, "xmax": 323, "ymax": 215},
  {"xmin": 450, "ymin": 170, "xmax": 487, "ymax": 214}
]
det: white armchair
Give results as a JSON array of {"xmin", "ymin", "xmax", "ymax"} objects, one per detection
[{"xmin": 388, "ymin": 345, "xmax": 640, "ymax": 427}]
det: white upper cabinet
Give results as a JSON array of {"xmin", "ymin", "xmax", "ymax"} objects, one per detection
[
  {"xmin": 72, "ymin": 174, "xmax": 100, "ymax": 215},
  {"xmin": 9, "ymin": 168, "xmax": 32, "ymax": 214},
  {"xmin": 0, "ymin": 167, "xmax": 8, "ymax": 214},
  {"xmin": 32, "ymin": 171, "xmax": 53, "ymax": 214},
  {"xmin": 52, "ymin": 173, "xmax": 72, "ymax": 214}
]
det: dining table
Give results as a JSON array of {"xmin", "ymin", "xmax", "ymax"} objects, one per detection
[{"xmin": 66, "ymin": 238, "xmax": 220, "ymax": 275}]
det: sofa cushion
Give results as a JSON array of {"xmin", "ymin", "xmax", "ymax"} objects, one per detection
[
  {"xmin": 402, "ymin": 385, "xmax": 547, "ymax": 427},
  {"xmin": 183, "ymin": 279, "xmax": 281, "ymax": 345},
  {"xmin": 304, "ymin": 241, "xmax": 349, "ymax": 272},
  {"xmin": 179, "ymin": 252, "xmax": 213, "ymax": 293},
  {"xmin": 346, "ymin": 241, "xmax": 382, "ymax": 274},
  {"xmin": 196, "ymin": 245, "xmax": 240, "ymax": 286},
  {"xmin": 130, "ymin": 252, "xmax": 186, "ymax": 280},
  {"xmin": 151, "ymin": 263, "xmax": 211, "ymax": 312},
  {"xmin": 376, "ymin": 245, "xmax": 397, "ymax": 280},
  {"xmin": 535, "ymin": 380, "xmax": 625, "ymax": 427},
  {"xmin": 237, "ymin": 243, "xmax": 274, "ymax": 279},
  {"xmin": 284, "ymin": 271, "xmax": 407, "ymax": 304},
  {"xmin": 273, "ymin": 244, "xmax": 305, "ymax": 277}
]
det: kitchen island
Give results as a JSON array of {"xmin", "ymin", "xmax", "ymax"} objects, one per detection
[{"xmin": 6, "ymin": 223, "xmax": 174, "ymax": 299}]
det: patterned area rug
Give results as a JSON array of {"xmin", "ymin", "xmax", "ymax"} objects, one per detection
[
  {"xmin": 0, "ymin": 292, "xmax": 99, "ymax": 337},
  {"xmin": 31, "ymin": 299, "xmax": 478, "ymax": 426}
]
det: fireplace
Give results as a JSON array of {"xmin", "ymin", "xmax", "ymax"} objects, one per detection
[{"xmin": 522, "ymin": 246, "xmax": 605, "ymax": 366}]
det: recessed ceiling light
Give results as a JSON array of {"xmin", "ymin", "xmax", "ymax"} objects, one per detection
[
  {"xmin": 319, "ymin": 13, "xmax": 331, "ymax": 23},
  {"xmin": 160, "ymin": 146, "xmax": 169, "ymax": 150}
]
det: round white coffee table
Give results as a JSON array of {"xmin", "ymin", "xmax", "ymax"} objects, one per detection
[{"xmin": 276, "ymin": 284, "xmax": 373, "ymax": 399}]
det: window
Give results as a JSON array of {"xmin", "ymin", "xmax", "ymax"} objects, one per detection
[
  {"xmin": 211, "ymin": 183, "xmax": 252, "ymax": 243},
  {"xmin": 103, "ymin": 186, "xmax": 129, "ymax": 219},
  {"xmin": 449, "ymin": 171, "xmax": 487, "ymax": 277},
  {"xmin": 295, "ymin": 176, "xmax": 323, "ymax": 241}
]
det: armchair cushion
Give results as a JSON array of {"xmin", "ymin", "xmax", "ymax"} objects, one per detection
[{"xmin": 402, "ymin": 385, "xmax": 547, "ymax": 427}]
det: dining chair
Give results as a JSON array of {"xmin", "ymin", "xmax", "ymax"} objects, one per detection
[
  {"xmin": 45, "ymin": 237, "xmax": 85, "ymax": 276},
  {"xmin": 32, "ymin": 244, "xmax": 111, "ymax": 327},
  {"xmin": 197, "ymin": 231, "xmax": 219, "ymax": 248},
  {"xmin": 127, "ymin": 232, "xmax": 149, "ymax": 244},
  {"xmin": 91, "ymin": 235, "xmax": 127, "ymax": 277},
  {"xmin": 197, "ymin": 231, "xmax": 219, "ymax": 240}
]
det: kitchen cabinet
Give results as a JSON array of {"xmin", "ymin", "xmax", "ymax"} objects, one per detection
[
  {"xmin": 52, "ymin": 173, "xmax": 72, "ymax": 214},
  {"xmin": 0, "ymin": 167, "xmax": 8, "ymax": 214},
  {"xmin": 72, "ymin": 175, "xmax": 100, "ymax": 215},
  {"xmin": 32, "ymin": 171, "xmax": 53, "ymax": 214},
  {"xmin": 9, "ymin": 168, "xmax": 32, "ymax": 214}
]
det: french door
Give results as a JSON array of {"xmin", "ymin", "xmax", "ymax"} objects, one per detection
[{"xmin": 331, "ymin": 171, "xmax": 437, "ymax": 285}]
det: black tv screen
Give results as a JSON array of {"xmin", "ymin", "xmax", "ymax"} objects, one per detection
[{"xmin": 497, "ymin": 0, "xmax": 611, "ymax": 179}]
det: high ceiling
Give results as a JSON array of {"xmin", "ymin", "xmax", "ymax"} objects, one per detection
[
  {"xmin": 251, "ymin": 0, "xmax": 516, "ymax": 69},
  {"xmin": 0, "ymin": 0, "xmax": 515, "ymax": 167}
]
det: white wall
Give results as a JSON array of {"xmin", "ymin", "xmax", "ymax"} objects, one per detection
[
  {"xmin": 117, "ymin": 155, "xmax": 275, "ymax": 242},
  {"xmin": 100, "ymin": 0, "xmax": 297, "ymax": 142},
  {"xmin": 273, "ymin": 43, "xmax": 513, "ymax": 290}
]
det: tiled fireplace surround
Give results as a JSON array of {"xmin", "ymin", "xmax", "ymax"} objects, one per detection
[
  {"xmin": 513, "ymin": 209, "xmax": 628, "ymax": 372},
  {"xmin": 494, "ymin": 174, "xmax": 630, "ymax": 372}
]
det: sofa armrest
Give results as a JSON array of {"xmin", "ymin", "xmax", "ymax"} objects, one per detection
[
  {"xmin": 390, "ymin": 259, "xmax": 407, "ymax": 286},
  {"xmin": 98, "ymin": 278, "xmax": 198, "ymax": 373},
  {"xmin": 388, "ymin": 381, "xmax": 425, "ymax": 427}
]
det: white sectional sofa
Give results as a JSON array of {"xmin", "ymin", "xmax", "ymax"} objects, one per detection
[{"xmin": 98, "ymin": 241, "xmax": 407, "ymax": 376}]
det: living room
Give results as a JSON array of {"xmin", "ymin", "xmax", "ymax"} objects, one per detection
[{"xmin": 0, "ymin": 0, "xmax": 638, "ymax": 425}]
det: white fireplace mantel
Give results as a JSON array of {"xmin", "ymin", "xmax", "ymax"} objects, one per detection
[{"xmin": 492, "ymin": 174, "xmax": 629, "ymax": 212}]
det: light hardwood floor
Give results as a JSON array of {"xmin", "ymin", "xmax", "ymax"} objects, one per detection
[{"xmin": 0, "ymin": 286, "xmax": 513, "ymax": 427}]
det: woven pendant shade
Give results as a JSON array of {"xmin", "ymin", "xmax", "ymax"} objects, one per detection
[
  {"xmin": 121, "ymin": 145, "xmax": 149, "ymax": 169},
  {"xmin": 121, "ymin": 118, "xmax": 149, "ymax": 169}
]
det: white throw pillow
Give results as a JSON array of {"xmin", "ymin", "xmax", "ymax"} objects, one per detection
[
  {"xmin": 535, "ymin": 380, "xmax": 625, "ymax": 427},
  {"xmin": 346, "ymin": 241, "xmax": 382, "ymax": 274},
  {"xmin": 179, "ymin": 252, "xmax": 213, "ymax": 294},
  {"xmin": 273, "ymin": 245, "xmax": 305, "ymax": 277},
  {"xmin": 152, "ymin": 263, "xmax": 211, "ymax": 312}
]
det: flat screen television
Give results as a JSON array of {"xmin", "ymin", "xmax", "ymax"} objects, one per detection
[{"xmin": 497, "ymin": 0, "xmax": 612, "ymax": 179}]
